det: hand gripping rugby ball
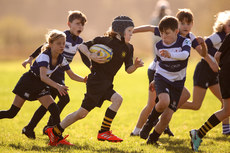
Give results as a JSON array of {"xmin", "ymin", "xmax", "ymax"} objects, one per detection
[{"xmin": 89, "ymin": 44, "xmax": 113, "ymax": 63}]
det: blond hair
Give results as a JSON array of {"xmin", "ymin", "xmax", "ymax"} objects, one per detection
[
  {"xmin": 42, "ymin": 29, "xmax": 66, "ymax": 51},
  {"xmin": 213, "ymin": 10, "xmax": 230, "ymax": 32},
  {"xmin": 104, "ymin": 26, "xmax": 119, "ymax": 38}
]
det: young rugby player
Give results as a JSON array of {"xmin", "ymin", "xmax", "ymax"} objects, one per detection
[
  {"xmin": 45, "ymin": 16, "xmax": 144, "ymax": 146},
  {"xmin": 181, "ymin": 10, "xmax": 230, "ymax": 135},
  {"xmin": 142, "ymin": 16, "xmax": 191, "ymax": 145},
  {"xmin": 131, "ymin": 9, "xmax": 213, "ymax": 138},
  {"xmin": 0, "ymin": 29, "xmax": 87, "ymax": 145},
  {"xmin": 21, "ymin": 11, "xmax": 91, "ymax": 139},
  {"xmin": 190, "ymin": 32, "xmax": 230, "ymax": 152}
]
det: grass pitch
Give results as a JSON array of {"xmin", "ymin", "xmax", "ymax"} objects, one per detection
[{"xmin": 0, "ymin": 59, "xmax": 229, "ymax": 153}]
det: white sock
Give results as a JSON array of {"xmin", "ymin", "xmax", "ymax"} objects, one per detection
[{"xmin": 132, "ymin": 127, "xmax": 141, "ymax": 135}]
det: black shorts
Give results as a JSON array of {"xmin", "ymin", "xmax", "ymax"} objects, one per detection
[
  {"xmin": 193, "ymin": 59, "xmax": 218, "ymax": 89},
  {"xmin": 219, "ymin": 66, "xmax": 230, "ymax": 99},
  {"xmin": 147, "ymin": 69, "xmax": 156, "ymax": 84},
  {"xmin": 81, "ymin": 75, "xmax": 115, "ymax": 112},
  {"xmin": 13, "ymin": 71, "xmax": 50, "ymax": 101},
  {"xmin": 155, "ymin": 78, "xmax": 183, "ymax": 112}
]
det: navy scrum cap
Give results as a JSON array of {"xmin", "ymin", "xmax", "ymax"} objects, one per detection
[{"xmin": 112, "ymin": 16, "xmax": 134, "ymax": 36}]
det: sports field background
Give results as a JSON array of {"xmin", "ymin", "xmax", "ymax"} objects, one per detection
[
  {"xmin": 0, "ymin": 59, "xmax": 229, "ymax": 153},
  {"xmin": 0, "ymin": 0, "xmax": 230, "ymax": 59},
  {"xmin": 0, "ymin": 0, "xmax": 230, "ymax": 152}
]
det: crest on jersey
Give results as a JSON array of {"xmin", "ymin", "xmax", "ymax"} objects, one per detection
[
  {"xmin": 185, "ymin": 39, "xmax": 191, "ymax": 46},
  {"xmin": 122, "ymin": 51, "xmax": 126, "ymax": 58}
]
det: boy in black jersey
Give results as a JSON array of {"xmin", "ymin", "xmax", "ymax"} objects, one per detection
[
  {"xmin": 45, "ymin": 15, "xmax": 144, "ymax": 145},
  {"xmin": 21, "ymin": 10, "xmax": 90, "ymax": 139},
  {"xmin": 190, "ymin": 33, "xmax": 230, "ymax": 152}
]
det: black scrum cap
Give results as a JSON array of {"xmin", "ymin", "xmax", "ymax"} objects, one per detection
[{"xmin": 112, "ymin": 16, "xmax": 134, "ymax": 36}]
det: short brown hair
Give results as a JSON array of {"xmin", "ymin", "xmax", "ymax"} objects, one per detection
[
  {"xmin": 159, "ymin": 16, "xmax": 178, "ymax": 32},
  {"xmin": 68, "ymin": 10, "xmax": 87, "ymax": 25},
  {"xmin": 176, "ymin": 9, "xmax": 193, "ymax": 23}
]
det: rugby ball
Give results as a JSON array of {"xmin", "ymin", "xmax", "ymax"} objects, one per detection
[{"xmin": 89, "ymin": 44, "xmax": 113, "ymax": 63}]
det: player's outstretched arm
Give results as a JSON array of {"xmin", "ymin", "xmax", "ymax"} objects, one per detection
[
  {"xmin": 160, "ymin": 50, "xmax": 189, "ymax": 60},
  {"xmin": 126, "ymin": 57, "xmax": 144, "ymax": 74},
  {"xmin": 22, "ymin": 45, "xmax": 43, "ymax": 68},
  {"xmin": 22, "ymin": 56, "xmax": 34, "ymax": 68},
  {"xmin": 133, "ymin": 25, "xmax": 155, "ymax": 33},
  {"xmin": 66, "ymin": 69, "xmax": 87, "ymax": 83}
]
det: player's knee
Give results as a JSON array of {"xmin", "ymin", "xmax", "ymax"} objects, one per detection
[
  {"xmin": 185, "ymin": 92, "xmax": 191, "ymax": 101},
  {"xmin": 183, "ymin": 88, "xmax": 191, "ymax": 100},
  {"xmin": 112, "ymin": 94, "xmax": 123, "ymax": 106},
  {"xmin": 78, "ymin": 111, "xmax": 88, "ymax": 119},
  {"xmin": 157, "ymin": 100, "xmax": 170, "ymax": 111},
  {"xmin": 193, "ymin": 104, "xmax": 202, "ymax": 110},
  {"xmin": 222, "ymin": 107, "xmax": 230, "ymax": 117}
]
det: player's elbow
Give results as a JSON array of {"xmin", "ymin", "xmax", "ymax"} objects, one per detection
[{"xmin": 126, "ymin": 67, "xmax": 134, "ymax": 74}]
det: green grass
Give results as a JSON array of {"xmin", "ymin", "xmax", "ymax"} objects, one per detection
[{"xmin": 0, "ymin": 59, "xmax": 229, "ymax": 153}]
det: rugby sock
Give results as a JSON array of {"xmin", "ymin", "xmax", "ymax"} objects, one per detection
[
  {"xmin": 132, "ymin": 127, "xmax": 141, "ymax": 135},
  {"xmin": 47, "ymin": 96, "xmax": 69, "ymax": 126},
  {"xmin": 147, "ymin": 107, "xmax": 162, "ymax": 123},
  {"xmin": 53, "ymin": 124, "xmax": 64, "ymax": 137},
  {"xmin": 47, "ymin": 103, "xmax": 60, "ymax": 126},
  {"xmin": 0, "ymin": 104, "xmax": 20, "ymax": 119},
  {"xmin": 222, "ymin": 124, "xmax": 230, "ymax": 134},
  {"xmin": 99, "ymin": 108, "xmax": 117, "ymax": 133},
  {"xmin": 149, "ymin": 129, "xmax": 161, "ymax": 142},
  {"xmin": 26, "ymin": 105, "xmax": 47, "ymax": 130},
  {"xmin": 197, "ymin": 114, "xmax": 221, "ymax": 138}
]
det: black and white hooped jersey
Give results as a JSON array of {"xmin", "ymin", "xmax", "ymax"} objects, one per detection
[
  {"xmin": 30, "ymin": 30, "xmax": 90, "ymax": 68},
  {"xmin": 63, "ymin": 30, "xmax": 83, "ymax": 63},
  {"xmin": 155, "ymin": 35, "xmax": 191, "ymax": 83},
  {"xmin": 149, "ymin": 28, "xmax": 198, "ymax": 71},
  {"xmin": 30, "ymin": 30, "xmax": 83, "ymax": 64},
  {"xmin": 205, "ymin": 31, "xmax": 226, "ymax": 57},
  {"xmin": 30, "ymin": 49, "xmax": 70, "ymax": 77}
]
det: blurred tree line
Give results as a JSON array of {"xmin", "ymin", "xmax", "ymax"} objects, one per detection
[
  {"xmin": 0, "ymin": 16, "xmax": 45, "ymax": 60},
  {"xmin": 0, "ymin": 0, "xmax": 229, "ymax": 60}
]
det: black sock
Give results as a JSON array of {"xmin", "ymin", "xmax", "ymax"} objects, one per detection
[
  {"xmin": 198, "ymin": 114, "xmax": 221, "ymax": 138},
  {"xmin": 0, "ymin": 104, "xmax": 20, "ymax": 119},
  {"xmin": 47, "ymin": 95, "xmax": 69, "ymax": 126},
  {"xmin": 147, "ymin": 107, "xmax": 162, "ymax": 124},
  {"xmin": 53, "ymin": 124, "xmax": 64, "ymax": 137},
  {"xmin": 47, "ymin": 103, "xmax": 60, "ymax": 126},
  {"xmin": 26, "ymin": 105, "xmax": 47, "ymax": 130},
  {"xmin": 99, "ymin": 108, "xmax": 117, "ymax": 133},
  {"xmin": 149, "ymin": 129, "xmax": 161, "ymax": 142}
]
